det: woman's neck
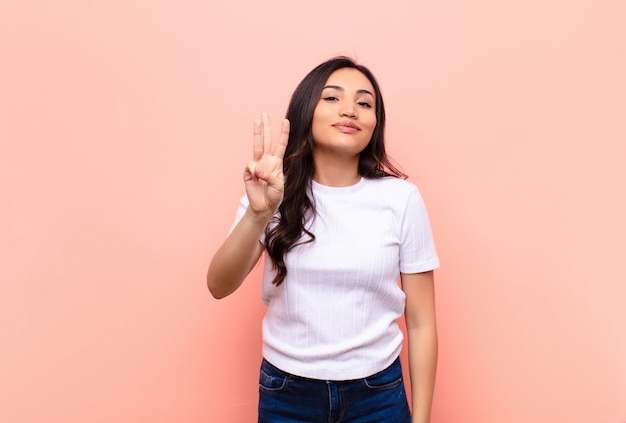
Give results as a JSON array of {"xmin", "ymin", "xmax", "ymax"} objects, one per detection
[{"xmin": 312, "ymin": 155, "xmax": 361, "ymax": 187}]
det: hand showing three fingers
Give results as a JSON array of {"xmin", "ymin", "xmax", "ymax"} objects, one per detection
[{"xmin": 244, "ymin": 112, "xmax": 290, "ymax": 218}]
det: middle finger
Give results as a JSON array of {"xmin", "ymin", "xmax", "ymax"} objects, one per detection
[{"xmin": 262, "ymin": 112, "xmax": 272, "ymax": 157}]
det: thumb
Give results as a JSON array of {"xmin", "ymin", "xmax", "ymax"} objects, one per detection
[{"xmin": 254, "ymin": 165, "xmax": 264, "ymax": 179}]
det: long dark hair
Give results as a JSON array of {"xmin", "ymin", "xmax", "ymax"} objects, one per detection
[{"xmin": 264, "ymin": 56, "xmax": 406, "ymax": 285}]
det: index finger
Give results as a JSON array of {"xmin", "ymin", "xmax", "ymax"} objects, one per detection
[
  {"xmin": 272, "ymin": 119, "xmax": 290, "ymax": 159},
  {"xmin": 253, "ymin": 118, "xmax": 263, "ymax": 161}
]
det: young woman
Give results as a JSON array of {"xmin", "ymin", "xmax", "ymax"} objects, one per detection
[{"xmin": 207, "ymin": 57, "xmax": 440, "ymax": 423}]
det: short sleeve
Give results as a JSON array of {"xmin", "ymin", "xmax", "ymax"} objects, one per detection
[
  {"xmin": 228, "ymin": 194, "xmax": 249, "ymax": 234},
  {"xmin": 399, "ymin": 186, "xmax": 440, "ymax": 274}
]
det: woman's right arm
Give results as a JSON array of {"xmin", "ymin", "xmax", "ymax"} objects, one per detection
[
  {"xmin": 206, "ymin": 208, "xmax": 269, "ymax": 299},
  {"xmin": 207, "ymin": 113, "xmax": 289, "ymax": 299}
]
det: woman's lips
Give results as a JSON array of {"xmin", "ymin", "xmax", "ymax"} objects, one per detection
[{"xmin": 332, "ymin": 122, "xmax": 360, "ymax": 134}]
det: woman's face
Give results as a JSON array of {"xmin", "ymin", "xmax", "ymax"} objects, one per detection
[{"xmin": 311, "ymin": 68, "xmax": 377, "ymax": 158}]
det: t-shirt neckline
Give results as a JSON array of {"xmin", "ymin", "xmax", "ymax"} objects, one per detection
[{"xmin": 311, "ymin": 177, "xmax": 365, "ymax": 195}]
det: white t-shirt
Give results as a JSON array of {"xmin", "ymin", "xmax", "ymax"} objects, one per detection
[{"xmin": 231, "ymin": 176, "xmax": 439, "ymax": 380}]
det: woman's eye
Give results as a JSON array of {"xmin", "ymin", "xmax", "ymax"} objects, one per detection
[
  {"xmin": 323, "ymin": 96, "xmax": 338, "ymax": 102},
  {"xmin": 357, "ymin": 101, "xmax": 372, "ymax": 108}
]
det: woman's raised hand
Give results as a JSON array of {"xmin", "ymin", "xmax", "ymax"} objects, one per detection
[{"xmin": 244, "ymin": 112, "xmax": 290, "ymax": 217}]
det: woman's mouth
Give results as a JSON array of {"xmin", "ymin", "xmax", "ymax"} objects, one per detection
[{"xmin": 332, "ymin": 122, "xmax": 361, "ymax": 134}]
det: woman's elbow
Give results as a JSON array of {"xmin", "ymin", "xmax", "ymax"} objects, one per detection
[
  {"xmin": 206, "ymin": 273, "xmax": 230, "ymax": 299},
  {"xmin": 207, "ymin": 271, "xmax": 242, "ymax": 299},
  {"xmin": 208, "ymin": 284, "xmax": 225, "ymax": 299}
]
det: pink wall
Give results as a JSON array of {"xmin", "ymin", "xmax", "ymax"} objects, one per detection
[{"xmin": 1, "ymin": 0, "xmax": 624, "ymax": 422}]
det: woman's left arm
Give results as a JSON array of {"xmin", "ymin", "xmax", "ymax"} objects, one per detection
[{"xmin": 401, "ymin": 270, "xmax": 438, "ymax": 423}]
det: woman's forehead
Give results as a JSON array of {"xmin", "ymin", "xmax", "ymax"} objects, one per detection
[{"xmin": 323, "ymin": 68, "xmax": 375, "ymax": 94}]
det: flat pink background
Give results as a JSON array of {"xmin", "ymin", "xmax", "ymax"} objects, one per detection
[{"xmin": 1, "ymin": 1, "xmax": 624, "ymax": 422}]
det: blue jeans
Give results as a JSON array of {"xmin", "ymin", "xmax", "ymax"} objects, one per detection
[{"xmin": 258, "ymin": 357, "xmax": 412, "ymax": 423}]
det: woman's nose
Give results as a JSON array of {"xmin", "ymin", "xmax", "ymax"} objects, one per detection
[{"xmin": 339, "ymin": 103, "xmax": 357, "ymax": 118}]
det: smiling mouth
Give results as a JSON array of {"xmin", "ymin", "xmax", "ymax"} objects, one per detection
[{"xmin": 332, "ymin": 122, "xmax": 361, "ymax": 133}]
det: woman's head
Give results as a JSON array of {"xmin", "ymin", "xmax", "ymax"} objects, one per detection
[
  {"xmin": 283, "ymin": 56, "xmax": 390, "ymax": 177},
  {"xmin": 311, "ymin": 67, "xmax": 378, "ymax": 163}
]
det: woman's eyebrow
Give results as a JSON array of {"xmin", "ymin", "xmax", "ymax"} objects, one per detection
[{"xmin": 323, "ymin": 85, "xmax": 374, "ymax": 97}]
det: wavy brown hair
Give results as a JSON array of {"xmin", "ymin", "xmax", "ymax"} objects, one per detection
[{"xmin": 264, "ymin": 57, "xmax": 406, "ymax": 285}]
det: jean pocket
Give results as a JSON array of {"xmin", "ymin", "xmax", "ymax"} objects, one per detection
[
  {"xmin": 363, "ymin": 359, "xmax": 404, "ymax": 390},
  {"xmin": 259, "ymin": 360, "xmax": 291, "ymax": 392}
]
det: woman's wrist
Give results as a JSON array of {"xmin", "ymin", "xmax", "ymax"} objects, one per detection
[{"xmin": 244, "ymin": 206, "xmax": 274, "ymax": 226}]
